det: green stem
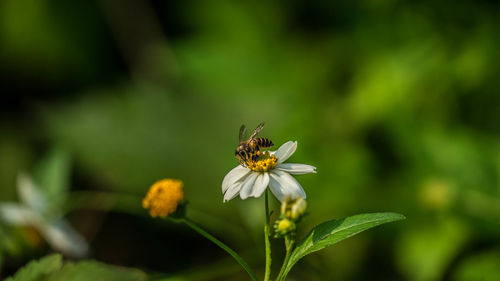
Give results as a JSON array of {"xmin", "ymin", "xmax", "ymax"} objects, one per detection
[
  {"xmin": 276, "ymin": 236, "xmax": 294, "ymax": 281},
  {"xmin": 181, "ymin": 217, "xmax": 260, "ymax": 281},
  {"xmin": 264, "ymin": 190, "xmax": 272, "ymax": 281}
]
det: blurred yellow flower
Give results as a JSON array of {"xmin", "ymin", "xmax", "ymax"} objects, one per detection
[
  {"xmin": 419, "ymin": 179, "xmax": 455, "ymax": 211},
  {"xmin": 142, "ymin": 179, "xmax": 184, "ymax": 218}
]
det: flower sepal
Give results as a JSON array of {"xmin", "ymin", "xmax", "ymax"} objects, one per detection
[{"xmin": 168, "ymin": 201, "xmax": 187, "ymax": 220}]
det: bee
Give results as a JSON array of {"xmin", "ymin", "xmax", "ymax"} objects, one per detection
[{"xmin": 235, "ymin": 122, "xmax": 274, "ymax": 165}]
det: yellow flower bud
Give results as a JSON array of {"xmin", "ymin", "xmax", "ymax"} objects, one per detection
[
  {"xmin": 281, "ymin": 195, "xmax": 307, "ymax": 221},
  {"xmin": 290, "ymin": 197, "xmax": 307, "ymax": 220}
]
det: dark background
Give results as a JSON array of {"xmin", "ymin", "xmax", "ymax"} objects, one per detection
[{"xmin": 0, "ymin": 0, "xmax": 499, "ymax": 280}]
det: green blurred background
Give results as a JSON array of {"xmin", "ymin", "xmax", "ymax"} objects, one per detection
[{"xmin": 0, "ymin": 0, "xmax": 499, "ymax": 280}]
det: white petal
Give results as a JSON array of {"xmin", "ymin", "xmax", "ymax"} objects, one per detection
[
  {"xmin": 239, "ymin": 172, "xmax": 259, "ymax": 200},
  {"xmin": 274, "ymin": 141, "xmax": 297, "ymax": 163},
  {"xmin": 223, "ymin": 181, "xmax": 244, "ymax": 202},
  {"xmin": 1, "ymin": 203, "xmax": 89, "ymax": 258},
  {"xmin": 270, "ymin": 170, "xmax": 306, "ymax": 199},
  {"xmin": 275, "ymin": 163, "xmax": 317, "ymax": 175},
  {"xmin": 222, "ymin": 165, "xmax": 251, "ymax": 193},
  {"xmin": 0, "ymin": 203, "xmax": 43, "ymax": 226},
  {"xmin": 251, "ymin": 173, "xmax": 270, "ymax": 198},
  {"xmin": 17, "ymin": 173, "xmax": 47, "ymax": 212},
  {"xmin": 268, "ymin": 174, "xmax": 286, "ymax": 202},
  {"xmin": 42, "ymin": 219, "xmax": 89, "ymax": 258}
]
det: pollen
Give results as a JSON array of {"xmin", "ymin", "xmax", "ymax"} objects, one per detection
[
  {"xmin": 142, "ymin": 179, "xmax": 184, "ymax": 218},
  {"xmin": 245, "ymin": 151, "xmax": 278, "ymax": 172}
]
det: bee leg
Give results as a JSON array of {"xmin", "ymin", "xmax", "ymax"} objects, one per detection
[
  {"xmin": 254, "ymin": 149, "xmax": 260, "ymax": 160},
  {"xmin": 239, "ymin": 151, "xmax": 248, "ymax": 166}
]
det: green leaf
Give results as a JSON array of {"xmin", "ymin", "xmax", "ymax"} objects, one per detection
[
  {"xmin": 33, "ymin": 147, "xmax": 70, "ymax": 203},
  {"xmin": 5, "ymin": 254, "xmax": 63, "ymax": 281},
  {"xmin": 452, "ymin": 250, "xmax": 500, "ymax": 281},
  {"xmin": 283, "ymin": 212, "xmax": 405, "ymax": 276},
  {"xmin": 50, "ymin": 260, "xmax": 147, "ymax": 281},
  {"xmin": 6, "ymin": 255, "xmax": 147, "ymax": 281}
]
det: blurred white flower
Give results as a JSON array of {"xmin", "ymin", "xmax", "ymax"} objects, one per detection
[
  {"xmin": 222, "ymin": 141, "xmax": 316, "ymax": 202},
  {"xmin": 0, "ymin": 174, "xmax": 88, "ymax": 257}
]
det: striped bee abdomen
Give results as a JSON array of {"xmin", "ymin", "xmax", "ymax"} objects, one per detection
[{"xmin": 254, "ymin": 138, "xmax": 274, "ymax": 149}]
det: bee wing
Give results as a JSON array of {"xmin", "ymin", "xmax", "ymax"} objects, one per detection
[
  {"xmin": 249, "ymin": 122, "xmax": 265, "ymax": 140},
  {"xmin": 239, "ymin": 124, "xmax": 247, "ymax": 142}
]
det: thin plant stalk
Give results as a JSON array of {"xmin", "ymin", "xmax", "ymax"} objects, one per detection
[
  {"xmin": 181, "ymin": 217, "xmax": 260, "ymax": 281},
  {"xmin": 276, "ymin": 236, "xmax": 295, "ymax": 281},
  {"xmin": 264, "ymin": 190, "xmax": 272, "ymax": 281}
]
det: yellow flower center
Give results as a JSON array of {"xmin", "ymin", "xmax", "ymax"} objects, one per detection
[
  {"xmin": 245, "ymin": 151, "xmax": 278, "ymax": 172},
  {"xmin": 142, "ymin": 179, "xmax": 184, "ymax": 218}
]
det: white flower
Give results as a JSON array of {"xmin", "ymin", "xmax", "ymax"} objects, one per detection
[
  {"xmin": 0, "ymin": 174, "xmax": 89, "ymax": 257},
  {"xmin": 222, "ymin": 141, "xmax": 316, "ymax": 202}
]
